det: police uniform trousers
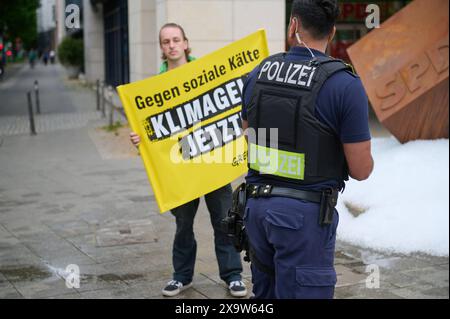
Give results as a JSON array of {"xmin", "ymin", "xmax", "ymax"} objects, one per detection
[{"xmin": 244, "ymin": 196, "xmax": 339, "ymax": 299}]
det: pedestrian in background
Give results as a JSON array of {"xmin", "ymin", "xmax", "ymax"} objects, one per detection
[
  {"xmin": 43, "ymin": 50, "xmax": 49, "ymax": 65},
  {"xmin": 28, "ymin": 49, "xmax": 37, "ymax": 69},
  {"xmin": 49, "ymin": 50, "xmax": 56, "ymax": 64}
]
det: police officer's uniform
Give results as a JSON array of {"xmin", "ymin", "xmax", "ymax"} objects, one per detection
[{"xmin": 241, "ymin": 46, "xmax": 371, "ymax": 299}]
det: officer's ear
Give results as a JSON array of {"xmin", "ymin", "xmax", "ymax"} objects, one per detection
[
  {"xmin": 328, "ymin": 26, "xmax": 336, "ymax": 45},
  {"xmin": 288, "ymin": 16, "xmax": 297, "ymax": 39}
]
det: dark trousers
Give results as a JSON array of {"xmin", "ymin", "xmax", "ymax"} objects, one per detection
[
  {"xmin": 244, "ymin": 196, "xmax": 339, "ymax": 299},
  {"xmin": 170, "ymin": 184, "xmax": 243, "ymax": 285}
]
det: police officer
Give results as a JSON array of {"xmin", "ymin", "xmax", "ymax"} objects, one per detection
[{"xmin": 241, "ymin": 0, "xmax": 374, "ymax": 299}]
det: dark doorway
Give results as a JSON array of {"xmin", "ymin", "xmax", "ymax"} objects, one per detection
[{"xmin": 103, "ymin": 0, "xmax": 129, "ymax": 86}]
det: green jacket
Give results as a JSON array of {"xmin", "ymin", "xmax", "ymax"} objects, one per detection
[{"xmin": 159, "ymin": 56, "xmax": 196, "ymax": 74}]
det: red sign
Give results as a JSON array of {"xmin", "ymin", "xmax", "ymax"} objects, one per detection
[
  {"xmin": 341, "ymin": 2, "xmax": 368, "ymax": 20},
  {"xmin": 338, "ymin": 2, "xmax": 397, "ymax": 22}
]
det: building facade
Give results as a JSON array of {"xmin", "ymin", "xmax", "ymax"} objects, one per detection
[
  {"xmin": 38, "ymin": 0, "xmax": 84, "ymax": 54},
  {"xmin": 83, "ymin": 0, "xmax": 285, "ymax": 86},
  {"xmin": 37, "ymin": 0, "xmax": 57, "ymax": 53},
  {"xmin": 82, "ymin": 0, "xmax": 412, "ymax": 86}
]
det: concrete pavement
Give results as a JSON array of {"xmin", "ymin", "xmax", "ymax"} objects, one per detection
[{"xmin": 0, "ymin": 62, "xmax": 448, "ymax": 299}]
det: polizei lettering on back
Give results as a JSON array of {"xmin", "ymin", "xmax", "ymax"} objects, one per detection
[{"xmin": 257, "ymin": 61, "xmax": 317, "ymax": 89}]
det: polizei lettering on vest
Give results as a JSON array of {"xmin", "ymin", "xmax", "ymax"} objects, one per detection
[
  {"xmin": 258, "ymin": 61, "xmax": 317, "ymax": 88},
  {"xmin": 279, "ymin": 154, "xmax": 302, "ymax": 176}
]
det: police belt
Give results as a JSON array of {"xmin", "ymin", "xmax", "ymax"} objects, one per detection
[{"xmin": 247, "ymin": 184, "xmax": 322, "ymax": 203}]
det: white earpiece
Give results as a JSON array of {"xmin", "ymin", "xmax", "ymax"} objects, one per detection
[
  {"xmin": 292, "ymin": 17, "xmax": 315, "ymax": 58},
  {"xmin": 295, "ymin": 32, "xmax": 302, "ymax": 45}
]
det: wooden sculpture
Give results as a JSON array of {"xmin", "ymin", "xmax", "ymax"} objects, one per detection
[{"xmin": 347, "ymin": 0, "xmax": 449, "ymax": 143}]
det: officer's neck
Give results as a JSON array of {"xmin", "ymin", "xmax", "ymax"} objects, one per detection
[
  {"xmin": 294, "ymin": 40, "xmax": 328, "ymax": 54},
  {"xmin": 290, "ymin": 35, "xmax": 328, "ymax": 54}
]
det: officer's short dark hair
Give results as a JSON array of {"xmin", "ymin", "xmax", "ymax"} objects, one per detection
[{"xmin": 291, "ymin": 0, "xmax": 340, "ymax": 40}]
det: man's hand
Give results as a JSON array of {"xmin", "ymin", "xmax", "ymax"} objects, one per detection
[{"xmin": 130, "ymin": 132, "xmax": 141, "ymax": 147}]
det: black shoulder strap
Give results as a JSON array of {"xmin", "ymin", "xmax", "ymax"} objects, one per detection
[
  {"xmin": 310, "ymin": 56, "xmax": 355, "ymax": 77},
  {"xmin": 305, "ymin": 56, "xmax": 357, "ymax": 93}
]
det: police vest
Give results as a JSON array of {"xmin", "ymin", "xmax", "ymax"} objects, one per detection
[{"xmin": 247, "ymin": 53, "xmax": 353, "ymax": 185}]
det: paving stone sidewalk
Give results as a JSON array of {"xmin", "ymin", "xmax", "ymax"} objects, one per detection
[{"xmin": 0, "ymin": 63, "xmax": 448, "ymax": 299}]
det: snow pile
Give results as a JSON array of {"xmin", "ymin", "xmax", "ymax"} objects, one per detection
[{"xmin": 337, "ymin": 137, "xmax": 449, "ymax": 257}]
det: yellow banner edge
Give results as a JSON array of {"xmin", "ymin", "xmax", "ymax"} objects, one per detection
[
  {"xmin": 116, "ymin": 29, "xmax": 269, "ymax": 213},
  {"xmin": 117, "ymin": 86, "xmax": 168, "ymax": 213}
]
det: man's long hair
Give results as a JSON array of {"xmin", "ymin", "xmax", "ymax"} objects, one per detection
[{"xmin": 159, "ymin": 23, "xmax": 192, "ymax": 61}]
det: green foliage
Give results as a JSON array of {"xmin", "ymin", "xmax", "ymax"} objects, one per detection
[
  {"xmin": 57, "ymin": 37, "xmax": 84, "ymax": 67},
  {"xmin": 0, "ymin": 0, "xmax": 40, "ymax": 49},
  {"xmin": 102, "ymin": 121, "xmax": 123, "ymax": 136}
]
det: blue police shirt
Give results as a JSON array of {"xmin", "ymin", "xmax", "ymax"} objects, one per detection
[{"xmin": 241, "ymin": 46, "xmax": 371, "ymax": 192}]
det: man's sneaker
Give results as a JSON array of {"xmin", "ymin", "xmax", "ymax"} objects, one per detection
[
  {"xmin": 162, "ymin": 280, "xmax": 192, "ymax": 297},
  {"xmin": 228, "ymin": 280, "xmax": 247, "ymax": 297}
]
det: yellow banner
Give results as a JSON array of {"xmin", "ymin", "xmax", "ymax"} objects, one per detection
[{"xmin": 117, "ymin": 30, "xmax": 269, "ymax": 213}]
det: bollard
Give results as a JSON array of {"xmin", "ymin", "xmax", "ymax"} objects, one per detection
[
  {"xmin": 27, "ymin": 92, "xmax": 37, "ymax": 135},
  {"xmin": 108, "ymin": 86, "xmax": 114, "ymax": 127},
  {"xmin": 34, "ymin": 80, "xmax": 40, "ymax": 114},
  {"xmin": 101, "ymin": 82, "xmax": 106, "ymax": 118},
  {"xmin": 96, "ymin": 79, "xmax": 100, "ymax": 111}
]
